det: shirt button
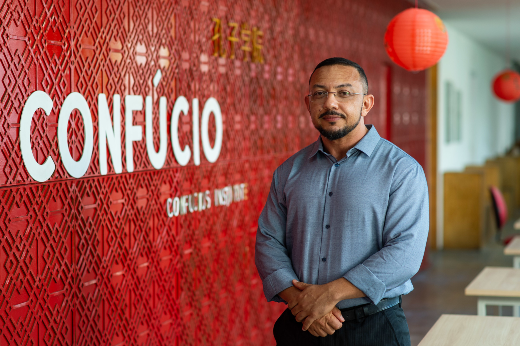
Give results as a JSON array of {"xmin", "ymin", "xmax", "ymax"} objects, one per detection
[
  {"xmin": 334, "ymin": 163, "xmax": 340, "ymax": 167},
  {"xmin": 325, "ymin": 225, "xmax": 330, "ymax": 229},
  {"xmin": 322, "ymin": 258, "xmax": 327, "ymax": 262},
  {"xmin": 329, "ymin": 192, "xmax": 333, "ymax": 196}
]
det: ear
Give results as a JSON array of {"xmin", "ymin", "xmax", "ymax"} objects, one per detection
[
  {"xmin": 304, "ymin": 95, "xmax": 311, "ymax": 113},
  {"xmin": 361, "ymin": 94, "xmax": 374, "ymax": 117}
]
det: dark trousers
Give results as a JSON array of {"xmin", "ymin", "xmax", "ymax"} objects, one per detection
[{"xmin": 273, "ymin": 304, "xmax": 411, "ymax": 346}]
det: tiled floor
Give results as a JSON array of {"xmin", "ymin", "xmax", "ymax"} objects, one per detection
[
  {"xmin": 404, "ymin": 210, "xmax": 520, "ymax": 345},
  {"xmin": 404, "ymin": 246, "xmax": 514, "ymax": 345}
]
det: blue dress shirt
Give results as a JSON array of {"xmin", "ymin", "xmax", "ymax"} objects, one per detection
[{"xmin": 255, "ymin": 125, "xmax": 429, "ymax": 309}]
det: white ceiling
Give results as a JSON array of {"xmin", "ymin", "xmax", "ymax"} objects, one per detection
[{"xmin": 418, "ymin": 0, "xmax": 520, "ymax": 64}]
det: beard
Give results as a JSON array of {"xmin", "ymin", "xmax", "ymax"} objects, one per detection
[{"xmin": 315, "ymin": 109, "xmax": 362, "ymax": 140}]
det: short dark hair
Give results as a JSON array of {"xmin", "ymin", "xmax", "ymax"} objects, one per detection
[{"xmin": 309, "ymin": 57, "xmax": 368, "ymax": 94}]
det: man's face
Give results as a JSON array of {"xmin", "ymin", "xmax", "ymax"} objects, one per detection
[{"xmin": 306, "ymin": 65, "xmax": 369, "ymax": 141}]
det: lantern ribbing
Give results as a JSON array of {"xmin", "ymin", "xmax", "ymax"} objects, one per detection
[{"xmin": 384, "ymin": 8, "xmax": 448, "ymax": 72}]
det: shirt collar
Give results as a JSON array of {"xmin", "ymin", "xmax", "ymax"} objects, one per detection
[
  {"xmin": 354, "ymin": 125, "xmax": 380, "ymax": 157},
  {"xmin": 308, "ymin": 125, "xmax": 381, "ymax": 159},
  {"xmin": 308, "ymin": 136, "xmax": 324, "ymax": 159}
]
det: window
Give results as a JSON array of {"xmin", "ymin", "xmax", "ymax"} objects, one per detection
[{"xmin": 445, "ymin": 81, "xmax": 462, "ymax": 143}]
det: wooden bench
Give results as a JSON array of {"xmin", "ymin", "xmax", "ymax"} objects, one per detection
[
  {"xmin": 465, "ymin": 267, "xmax": 520, "ymax": 316},
  {"xmin": 486, "ymin": 157, "xmax": 520, "ymax": 211},
  {"xmin": 443, "ymin": 172, "xmax": 486, "ymax": 248},
  {"xmin": 418, "ymin": 314, "xmax": 520, "ymax": 346},
  {"xmin": 505, "ymin": 236, "xmax": 520, "ymax": 269},
  {"xmin": 465, "ymin": 165, "xmax": 501, "ymax": 242}
]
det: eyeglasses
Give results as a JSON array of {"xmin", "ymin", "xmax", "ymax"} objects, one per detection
[{"xmin": 308, "ymin": 90, "xmax": 366, "ymax": 102}]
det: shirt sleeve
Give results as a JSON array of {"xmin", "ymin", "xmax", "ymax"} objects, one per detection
[
  {"xmin": 255, "ymin": 168, "xmax": 299, "ymax": 303},
  {"xmin": 343, "ymin": 162, "xmax": 429, "ymax": 305}
]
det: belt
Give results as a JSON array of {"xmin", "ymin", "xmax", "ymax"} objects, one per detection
[{"xmin": 339, "ymin": 296, "xmax": 401, "ymax": 322}]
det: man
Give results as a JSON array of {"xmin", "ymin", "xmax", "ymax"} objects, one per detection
[{"xmin": 255, "ymin": 57, "xmax": 429, "ymax": 346}]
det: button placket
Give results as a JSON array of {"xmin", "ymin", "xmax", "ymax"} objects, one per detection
[{"xmin": 318, "ymin": 162, "xmax": 337, "ymax": 280}]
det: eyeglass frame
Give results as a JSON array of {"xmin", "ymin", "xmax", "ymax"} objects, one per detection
[{"xmin": 307, "ymin": 90, "xmax": 367, "ymax": 103}]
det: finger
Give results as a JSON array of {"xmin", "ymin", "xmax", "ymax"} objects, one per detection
[
  {"xmin": 291, "ymin": 305, "xmax": 302, "ymax": 317},
  {"xmin": 302, "ymin": 315, "xmax": 317, "ymax": 331},
  {"xmin": 327, "ymin": 310, "xmax": 343, "ymax": 330},
  {"xmin": 292, "ymin": 280, "xmax": 309, "ymax": 289},
  {"xmin": 312, "ymin": 325, "xmax": 326, "ymax": 338},
  {"xmin": 331, "ymin": 307, "xmax": 345, "ymax": 323},
  {"xmin": 307, "ymin": 325, "xmax": 319, "ymax": 337},
  {"xmin": 327, "ymin": 318, "xmax": 342, "ymax": 330},
  {"xmin": 288, "ymin": 302, "xmax": 298, "ymax": 311},
  {"xmin": 295, "ymin": 311, "xmax": 309, "ymax": 323},
  {"xmin": 309, "ymin": 329, "xmax": 319, "ymax": 337},
  {"xmin": 323, "ymin": 323, "xmax": 335, "ymax": 335}
]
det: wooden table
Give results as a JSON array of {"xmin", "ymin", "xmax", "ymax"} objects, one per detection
[
  {"xmin": 504, "ymin": 235, "xmax": 520, "ymax": 268},
  {"xmin": 418, "ymin": 314, "xmax": 520, "ymax": 346},
  {"xmin": 465, "ymin": 267, "xmax": 520, "ymax": 316},
  {"xmin": 513, "ymin": 217, "xmax": 520, "ymax": 231}
]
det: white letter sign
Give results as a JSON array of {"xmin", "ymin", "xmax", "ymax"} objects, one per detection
[
  {"xmin": 201, "ymin": 97, "xmax": 223, "ymax": 163},
  {"xmin": 58, "ymin": 92, "xmax": 94, "ymax": 178},
  {"xmin": 98, "ymin": 94, "xmax": 122, "ymax": 175},
  {"xmin": 20, "ymin": 91, "xmax": 55, "ymax": 182},
  {"xmin": 170, "ymin": 96, "xmax": 191, "ymax": 166},
  {"xmin": 146, "ymin": 95, "xmax": 168, "ymax": 169},
  {"xmin": 125, "ymin": 95, "xmax": 143, "ymax": 173}
]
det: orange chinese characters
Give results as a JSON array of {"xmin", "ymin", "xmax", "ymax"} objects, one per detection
[{"xmin": 211, "ymin": 18, "xmax": 264, "ymax": 64}]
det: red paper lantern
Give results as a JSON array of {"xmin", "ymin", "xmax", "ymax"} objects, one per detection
[
  {"xmin": 384, "ymin": 8, "xmax": 449, "ymax": 71},
  {"xmin": 492, "ymin": 70, "xmax": 520, "ymax": 102}
]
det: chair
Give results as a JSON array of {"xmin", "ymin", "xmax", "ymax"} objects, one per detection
[{"xmin": 489, "ymin": 186, "xmax": 515, "ymax": 245}]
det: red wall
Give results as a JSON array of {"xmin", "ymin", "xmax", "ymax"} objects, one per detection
[{"xmin": 0, "ymin": 0, "xmax": 426, "ymax": 345}]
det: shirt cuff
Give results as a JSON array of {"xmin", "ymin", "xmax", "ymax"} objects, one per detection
[
  {"xmin": 343, "ymin": 264, "xmax": 386, "ymax": 305},
  {"xmin": 262, "ymin": 267, "xmax": 299, "ymax": 303}
]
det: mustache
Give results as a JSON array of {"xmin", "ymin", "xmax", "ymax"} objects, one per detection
[{"xmin": 319, "ymin": 110, "xmax": 346, "ymax": 119}]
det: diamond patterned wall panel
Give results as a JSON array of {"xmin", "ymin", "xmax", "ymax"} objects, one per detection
[{"xmin": 1, "ymin": 0, "xmax": 426, "ymax": 345}]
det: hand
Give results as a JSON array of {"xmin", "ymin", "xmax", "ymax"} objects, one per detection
[
  {"xmin": 278, "ymin": 286, "xmax": 302, "ymax": 308},
  {"xmin": 290, "ymin": 280, "xmax": 338, "ymax": 331},
  {"xmin": 307, "ymin": 307, "xmax": 345, "ymax": 337}
]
